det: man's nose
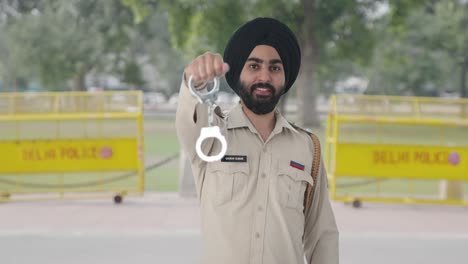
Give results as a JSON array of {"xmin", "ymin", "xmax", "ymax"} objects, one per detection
[{"xmin": 257, "ymin": 67, "xmax": 272, "ymax": 83}]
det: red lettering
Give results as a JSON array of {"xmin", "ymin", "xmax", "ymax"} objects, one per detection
[
  {"xmin": 82, "ymin": 146, "xmax": 98, "ymax": 159},
  {"xmin": 22, "ymin": 149, "xmax": 33, "ymax": 160},
  {"xmin": 33, "ymin": 149, "xmax": 42, "ymax": 160},
  {"xmin": 22, "ymin": 145, "xmax": 102, "ymax": 161},
  {"xmin": 23, "ymin": 148, "xmax": 59, "ymax": 161},
  {"xmin": 90, "ymin": 147, "xmax": 97, "ymax": 158},
  {"xmin": 374, "ymin": 151, "xmax": 387, "ymax": 164},
  {"xmin": 434, "ymin": 152, "xmax": 448, "ymax": 164},
  {"xmin": 44, "ymin": 149, "xmax": 57, "ymax": 160},
  {"xmin": 60, "ymin": 147, "xmax": 67, "ymax": 159},
  {"xmin": 59, "ymin": 146, "xmax": 101, "ymax": 160},
  {"xmin": 389, "ymin": 151, "xmax": 398, "ymax": 164},
  {"xmin": 373, "ymin": 150, "xmax": 410, "ymax": 165},
  {"xmin": 61, "ymin": 147, "xmax": 79, "ymax": 160},
  {"xmin": 81, "ymin": 147, "xmax": 91, "ymax": 159},
  {"xmin": 414, "ymin": 151, "xmax": 449, "ymax": 165},
  {"xmin": 400, "ymin": 151, "xmax": 410, "ymax": 163},
  {"xmin": 414, "ymin": 152, "xmax": 427, "ymax": 163}
]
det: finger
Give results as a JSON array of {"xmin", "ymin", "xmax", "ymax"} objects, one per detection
[
  {"xmin": 184, "ymin": 59, "xmax": 198, "ymax": 83},
  {"xmin": 205, "ymin": 54, "xmax": 216, "ymax": 80},
  {"xmin": 213, "ymin": 54, "xmax": 224, "ymax": 77},
  {"xmin": 222, "ymin": 63, "xmax": 230, "ymax": 74},
  {"xmin": 184, "ymin": 64, "xmax": 202, "ymax": 87},
  {"xmin": 197, "ymin": 55, "xmax": 208, "ymax": 83}
]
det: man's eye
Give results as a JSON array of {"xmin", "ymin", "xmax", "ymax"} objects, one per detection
[
  {"xmin": 249, "ymin": 64, "xmax": 259, "ymax": 70},
  {"xmin": 271, "ymin": 66, "xmax": 281, "ymax": 72}
]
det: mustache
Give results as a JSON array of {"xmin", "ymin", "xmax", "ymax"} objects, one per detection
[{"xmin": 250, "ymin": 83, "xmax": 275, "ymax": 93}]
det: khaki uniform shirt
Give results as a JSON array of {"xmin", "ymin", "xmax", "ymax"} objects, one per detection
[{"xmin": 175, "ymin": 81, "xmax": 339, "ymax": 264}]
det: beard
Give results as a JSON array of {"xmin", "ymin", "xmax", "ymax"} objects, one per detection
[{"xmin": 235, "ymin": 81, "xmax": 284, "ymax": 115}]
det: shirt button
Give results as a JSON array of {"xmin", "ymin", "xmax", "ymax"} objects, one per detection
[
  {"xmin": 258, "ymin": 206, "xmax": 263, "ymax": 211},
  {"xmin": 255, "ymin": 232, "xmax": 260, "ymax": 238},
  {"xmin": 262, "ymin": 148, "xmax": 267, "ymax": 153},
  {"xmin": 261, "ymin": 173, "xmax": 266, "ymax": 179}
]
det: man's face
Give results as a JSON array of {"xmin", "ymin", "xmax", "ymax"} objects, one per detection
[{"xmin": 236, "ymin": 45, "xmax": 286, "ymax": 115}]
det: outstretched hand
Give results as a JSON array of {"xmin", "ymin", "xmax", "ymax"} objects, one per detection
[{"xmin": 184, "ymin": 52, "xmax": 230, "ymax": 88}]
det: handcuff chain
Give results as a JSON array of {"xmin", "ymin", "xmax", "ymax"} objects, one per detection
[{"xmin": 187, "ymin": 75, "xmax": 227, "ymax": 162}]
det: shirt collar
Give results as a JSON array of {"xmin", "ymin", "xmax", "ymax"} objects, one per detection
[
  {"xmin": 273, "ymin": 109, "xmax": 299, "ymax": 135},
  {"xmin": 226, "ymin": 104, "xmax": 254, "ymax": 131}
]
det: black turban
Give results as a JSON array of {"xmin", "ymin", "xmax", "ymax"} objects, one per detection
[{"xmin": 223, "ymin": 17, "xmax": 301, "ymax": 95}]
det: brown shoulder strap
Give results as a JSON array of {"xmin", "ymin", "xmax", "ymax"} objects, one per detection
[{"xmin": 303, "ymin": 133, "xmax": 321, "ymax": 214}]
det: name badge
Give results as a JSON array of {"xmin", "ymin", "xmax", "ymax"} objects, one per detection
[{"xmin": 221, "ymin": 155, "xmax": 247, "ymax": 162}]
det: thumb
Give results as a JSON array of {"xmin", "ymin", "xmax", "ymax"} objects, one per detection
[{"xmin": 222, "ymin": 63, "xmax": 230, "ymax": 74}]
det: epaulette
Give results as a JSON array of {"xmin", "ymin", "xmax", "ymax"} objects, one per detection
[{"xmin": 288, "ymin": 122, "xmax": 312, "ymax": 136}]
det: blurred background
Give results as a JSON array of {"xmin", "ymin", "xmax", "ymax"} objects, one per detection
[
  {"xmin": 1, "ymin": 0, "xmax": 467, "ymax": 193},
  {"xmin": 0, "ymin": 1, "xmax": 468, "ymax": 263}
]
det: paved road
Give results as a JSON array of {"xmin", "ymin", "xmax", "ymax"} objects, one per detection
[
  {"xmin": 1, "ymin": 231, "xmax": 467, "ymax": 264},
  {"xmin": 1, "ymin": 192, "xmax": 468, "ymax": 264}
]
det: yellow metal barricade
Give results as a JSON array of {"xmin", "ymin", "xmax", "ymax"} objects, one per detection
[
  {"xmin": 325, "ymin": 94, "xmax": 468, "ymax": 207},
  {"xmin": 0, "ymin": 91, "xmax": 144, "ymax": 203}
]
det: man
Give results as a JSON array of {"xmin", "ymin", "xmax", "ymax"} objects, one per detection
[{"xmin": 176, "ymin": 17, "xmax": 338, "ymax": 264}]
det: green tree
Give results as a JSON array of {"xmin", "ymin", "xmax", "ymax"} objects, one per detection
[
  {"xmin": 122, "ymin": 60, "xmax": 145, "ymax": 89},
  {"xmin": 367, "ymin": 0, "xmax": 468, "ymax": 97},
  {"xmin": 4, "ymin": 0, "xmax": 149, "ymax": 91},
  {"xmin": 127, "ymin": 3, "xmax": 187, "ymax": 96}
]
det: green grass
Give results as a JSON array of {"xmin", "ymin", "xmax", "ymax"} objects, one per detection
[
  {"xmin": 145, "ymin": 166, "xmax": 179, "ymax": 192},
  {"xmin": 143, "ymin": 116, "xmax": 180, "ymax": 192}
]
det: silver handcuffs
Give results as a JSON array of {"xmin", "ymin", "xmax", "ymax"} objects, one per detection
[{"xmin": 188, "ymin": 75, "xmax": 227, "ymax": 162}]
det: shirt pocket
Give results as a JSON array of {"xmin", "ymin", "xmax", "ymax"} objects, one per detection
[
  {"xmin": 277, "ymin": 166, "xmax": 314, "ymax": 211},
  {"xmin": 207, "ymin": 162, "xmax": 250, "ymax": 206}
]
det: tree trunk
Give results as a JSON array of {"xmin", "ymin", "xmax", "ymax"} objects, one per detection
[
  {"xmin": 13, "ymin": 78, "xmax": 20, "ymax": 93},
  {"xmin": 463, "ymin": 2, "xmax": 468, "ymax": 98},
  {"xmin": 461, "ymin": 58, "xmax": 467, "ymax": 98},
  {"xmin": 73, "ymin": 69, "xmax": 87, "ymax": 91},
  {"xmin": 297, "ymin": 0, "xmax": 320, "ymax": 128}
]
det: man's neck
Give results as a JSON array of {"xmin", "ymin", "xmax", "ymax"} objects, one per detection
[{"xmin": 241, "ymin": 104, "xmax": 276, "ymax": 142}]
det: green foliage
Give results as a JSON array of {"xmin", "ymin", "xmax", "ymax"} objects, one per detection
[
  {"xmin": 121, "ymin": 0, "xmax": 154, "ymax": 24},
  {"xmin": 2, "ymin": 0, "xmax": 466, "ymax": 97},
  {"xmin": 122, "ymin": 60, "xmax": 145, "ymax": 88},
  {"xmin": 163, "ymin": 0, "xmax": 246, "ymax": 59},
  {"xmin": 367, "ymin": 0, "xmax": 467, "ymax": 96},
  {"xmin": 164, "ymin": 0, "xmax": 380, "ymax": 67},
  {"xmin": 2, "ymin": 0, "xmax": 150, "ymax": 91},
  {"xmin": 7, "ymin": 3, "xmax": 97, "ymax": 90},
  {"xmin": 0, "ymin": 25, "xmax": 15, "ymax": 91},
  {"xmin": 0, "ymin": 0, "xmax": 187, "ymax": 94},
  {"xmin": 138, "ymin": 7, "xmax": 187, "ymax": 95}
]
